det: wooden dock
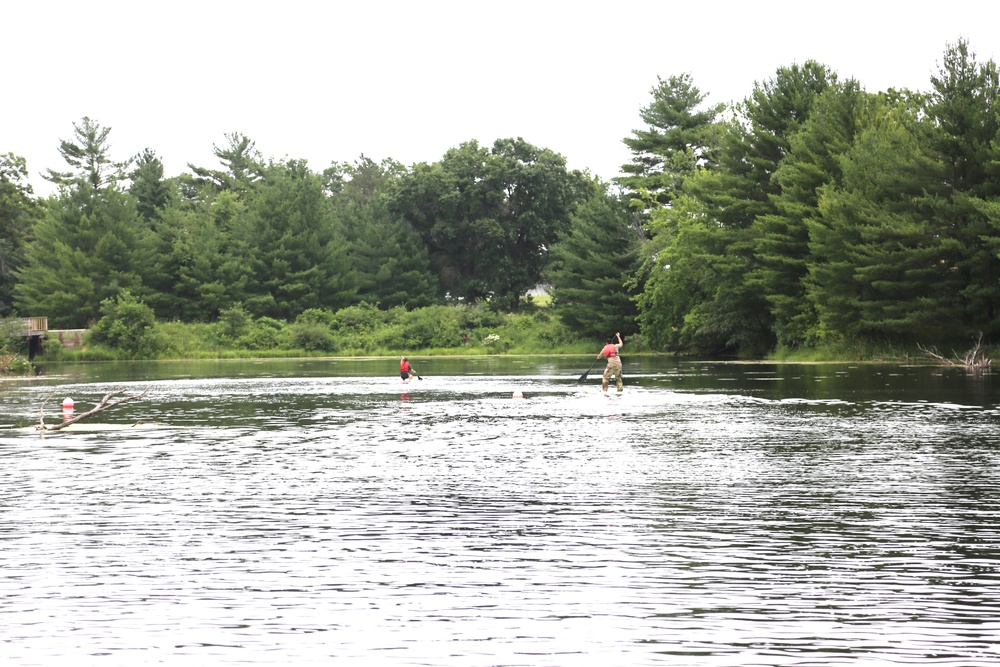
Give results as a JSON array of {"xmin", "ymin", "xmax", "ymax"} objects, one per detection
[
  {"xmin": 19, "ymin": 316, "xmax": 48, "ymax": 336},
  {"xmin": 7, "ymin": 317, "xmax": 48, "ymax": 360}
]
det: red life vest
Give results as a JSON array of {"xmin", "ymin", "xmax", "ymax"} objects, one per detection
[
  {"xmin": 602, "ymin": 343, "xmax": 617, "ymax": 358},
  {"xmin": 401, "ymin": 360, "xmax": 411, "ymax": 372}
]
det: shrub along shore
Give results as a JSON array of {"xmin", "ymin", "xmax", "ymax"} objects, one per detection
[
  {"xmin": 8, "ymin": 295, "xmax": 978, "ymax": 367},
  {"xmin": 39, "ymin": 300, "xmax": 613, "ymax": 362},
  {"xmin": 38, "ymin": 311, "xmax": 954, "ymax": 367}
]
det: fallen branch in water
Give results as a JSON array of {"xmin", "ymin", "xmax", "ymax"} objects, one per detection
[
  {"xmin": 917, "ymin": 332, "xmax": 992, "ymax": 371},
  {"xmin": 39, "ymin": 388, "xmax": 150, "ymax": 434}
]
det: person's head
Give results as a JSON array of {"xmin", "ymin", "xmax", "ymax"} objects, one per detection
[
  {"xmin": 402, "ymin": 356, "xmax": 408, "ymax": 361},
  {"xmin": 606, "ymin": 336, "xmax": 616, "ymax": 344}
]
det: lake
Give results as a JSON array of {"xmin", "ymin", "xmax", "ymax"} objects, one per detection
[{"xmin": 1, "ymin": 356, "xmax": 999, "ymax": 665}]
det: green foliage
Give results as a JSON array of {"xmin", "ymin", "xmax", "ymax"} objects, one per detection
[
  {"xmin": 333, "ymin": 156, "xmax": 438, "ymax": 308},
  {"xmin": 130, "ymin": 148, "xmax": 175, "ymax": 221},
  {"xmin": 237, "ymin": 322, "xmax": 286, "ymax": 351},
  {"xmin": 634, "ymin": 61, "xmax": 836, "ymax": 355},
  {"xmin": 750, "ymin": 80, "xmax": 874, "ymax": 347},
  {"xmin": 636, "ymin": 194, "xmax": 756, "ymax": 353},
  {"xmin": 391, "ymin": 138, "xmax": 589, "ymax": 309},
  {"xmin": 157, "ymin": 321, "xmax": 220, "ymax": 357},
  {"xmin": 375, "ymin": 304, "xmax": 464, "ymax": 350},
  {"xmin": 217, "ymin": 305, "xmax": 253, "ymax": 341},
  {"xmin": 0, "ymin": 318, "xmax": 29, "ymax": 369},
  {"xmin": 287, "ymin": 321, "xmax": 336, "ymax": 352},
  {"xmin": 296, "ymin": 308, "xmax": 336, "ymax": 327},
  {"xmin": 0, "ymin": 153, "xmax": 42, "ymax": 315},
  {"xmin": 44, "ymin": 116, "xmax": 130, "ymax": 190},
  {"xmin": 86, "ymin": 290, "xmax": 166, "ymax": 358},
  {"xmin": 548, "ymin": 179, "xmax": 641, "ymax": 340},
  {"xmin": 36, "ymin": 301, "xmax": 615, "ymax": 360},
  {"xmin": 287, "ymin": 309, "xmax": 337, "ymax": 351},
  {"xmin": 234, "ymin": 159, "xmax": 358, "ymax": 319},
  {"xmin": 925, "ymin": 39, "xmax": 1000, "ymax": 340},
  {"xmin": 15, "ymin": 121, "xmax": 151, "ymax": 328},
  {"xmin": 184, "ymin": 132, "xmax": 264, "ymax": 195},
  {"xmin": 332, "ymin": 302, "xmax": 388, "ymax": 336},
  {"xmin": 458, "ymin": 302, "xmax": 505, "ymax": 330},
  {"xmin": 807, "ymin": 98, "xmax": 960, "ymax": 344},
  {"xmin": 617, "ymin": 73, "xmax": 726, "ymax": 206}
]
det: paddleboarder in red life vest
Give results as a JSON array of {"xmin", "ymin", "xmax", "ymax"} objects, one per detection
[
  {"xmin": 599, "ymin": 332, "xmax": 624, "ymax": 393},
  {"xmin": 400, "ymin": 356, "xmax": 419, "ymax": 383}
]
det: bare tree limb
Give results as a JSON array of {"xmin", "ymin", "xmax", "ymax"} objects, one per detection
[
  {"xmin": 918, "ymin": 332, "xmax": 992, "ymax": 371},
  {"xmin": 38, "ymin": 390, "xmax": 56, "ymax": 432},
  {"xmin": 39, "ymin": 388, "xmax": 150, "ymax": 434}
]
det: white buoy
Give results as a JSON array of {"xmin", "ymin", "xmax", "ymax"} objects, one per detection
[
  {"xmin": 61, "ymin": 397, "xmax": 75, "ymax": 410},
  {"xmin": 512, "ymin": 390, "xmax": 524, "ymax": 399}
]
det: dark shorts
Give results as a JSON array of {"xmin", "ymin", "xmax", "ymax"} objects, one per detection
[{"xmin": 401, "ymin": 372, "xmax": 410, "ymax": 380}]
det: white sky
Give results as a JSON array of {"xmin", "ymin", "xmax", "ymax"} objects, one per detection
[{"xmin": 5, "ymin": 1, "xmax": 998, "ymax": 197}]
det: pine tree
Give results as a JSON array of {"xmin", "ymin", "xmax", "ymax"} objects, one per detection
[
  {"xmin": 637, "ymin": 61, "xmax": 836, "ymax": 354},
  {"xmin": 807, "ymin": 98, "xmax": 958, "ymax": 343},
  {"xmin": 330, "ymin": 156, "xmax": 437, "ymax": 308},
  {"xmin": 16, "ymin": 120, "xmax": 147, "ymax": 327},
  {"xmin": 0, "ymin": 153, "xmax": 42, "ymax": 314},
  {"xmin": 617, "ymin": 73, "xmax": 725, "ymax": 206},
  {"xmin": 750, "ymin": 80, "xmax": 873, "ymax": 347},
  {"xmin": 130, "ymin": 148, "xmax": 175, "ymax": 221},
  {"xmin": 925, "ymin": 39, "xmax": 1000, "ymax": 337},
  {"xmin": 234, "ymin": 159, "xmax": 357, "ymax": 319},
  {"xmin": 44, "ymin": 117, "xmax": 130, "ymax": 191},
  {"xmin": 548, "ymin": 180, "xmax": 640, "ymax": 340}
]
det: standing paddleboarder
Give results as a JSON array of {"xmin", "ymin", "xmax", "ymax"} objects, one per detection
[{"xmin": 599, "ymin": 332, "xmax": 624, "ymax": 393}]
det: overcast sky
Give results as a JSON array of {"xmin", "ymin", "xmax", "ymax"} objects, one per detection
[{"xmin": 5, "ymin": 1, "xmax": 998, "ymax": 196}]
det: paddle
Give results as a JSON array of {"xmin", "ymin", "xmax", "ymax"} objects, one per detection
[{"xmin": 577, "ymin": 356, "xmax": 602, "ymax": 383}]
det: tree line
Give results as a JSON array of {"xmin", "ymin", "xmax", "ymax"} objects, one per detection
[{"xmin": 2, "ymin": 39, "xmax": 997, "ymax": 356}]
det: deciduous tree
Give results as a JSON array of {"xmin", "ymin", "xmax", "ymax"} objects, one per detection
[{"xmin": 392, "ymin": 138, "xmax": 587, "ymax": 310}]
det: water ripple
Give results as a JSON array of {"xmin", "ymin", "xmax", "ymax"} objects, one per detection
[{"xmin": 1, "ymin": 365, "xmax": 999, "ymax": 665}]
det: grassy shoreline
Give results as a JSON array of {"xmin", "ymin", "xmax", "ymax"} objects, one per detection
[{"xmin": 12, "ymin": 299, "xmax": 988, "ymax": 367}]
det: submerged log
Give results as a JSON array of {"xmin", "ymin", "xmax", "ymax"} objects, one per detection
[{"xmin": 39, "ymin": 388, "xmax": 150, "ymax": 434}]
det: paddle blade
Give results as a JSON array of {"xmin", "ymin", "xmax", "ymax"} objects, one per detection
[{"xmin": 577, "ymin": 372, "xmax": 589, "ymax": 383}]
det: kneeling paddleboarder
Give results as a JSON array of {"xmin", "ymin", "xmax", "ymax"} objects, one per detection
[{"xmin": 400, "ymin": 356, "xmax": 420, "ymax": 383}]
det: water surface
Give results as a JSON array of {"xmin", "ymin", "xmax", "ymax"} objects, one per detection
[{"xmin": 2, "ymin": 358, "xmax": 999, "ymax": 665}]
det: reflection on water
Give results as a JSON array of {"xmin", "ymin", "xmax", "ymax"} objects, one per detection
[{"xmin": 1, "ymin": 359, "xmax": 999, "ymax": 665}]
